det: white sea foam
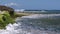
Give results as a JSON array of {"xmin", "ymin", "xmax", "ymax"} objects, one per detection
[
  {"xmin": 40, "ymin": 10, "xmax": 46, "ymax": 12},
  {"xmin": 0, "ymin": 14, "xmax": 60, "ymax": 34},
  {"xmin": 0, "ymin": 23, "xmax": 60, "ymax": 34},
  {"xmin": 21, "ymin": 14, "xmax": 60, "ymax": 19}
]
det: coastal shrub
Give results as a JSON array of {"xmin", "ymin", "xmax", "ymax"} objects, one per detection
[
  {"xmin": 0, "ymin": 5, "xmax": 28, "ymax": 29},
  {"xmin": 0, "ymin": 11, "xmax": 14, "ymax": 29}
]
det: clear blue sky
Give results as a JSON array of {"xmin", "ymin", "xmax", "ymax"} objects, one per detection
[{"xmin": 0, "ymin": 0, "xmax": 60, "ymax": 10}]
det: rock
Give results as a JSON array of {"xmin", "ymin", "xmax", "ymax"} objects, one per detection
[{"xmin": 0, "ymin": 5, "xmax": 14, "ymax": 16}]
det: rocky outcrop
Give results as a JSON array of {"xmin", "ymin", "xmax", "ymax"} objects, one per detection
[
  {"xmin": 0, "ymin": 5, "xmax": 14, "ymax": 16},
  {"xmin": 0, "ymin": 5, "xmax": 28, "ymax": 29}
]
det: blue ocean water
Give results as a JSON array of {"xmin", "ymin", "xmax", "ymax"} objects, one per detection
[
  {"xmin": 23, "ymin": 10, "xmax": 60, "ymax": 14},
  {"xmin": 0, "ymin": 10, "xmax": 60, "ymax": 34}
]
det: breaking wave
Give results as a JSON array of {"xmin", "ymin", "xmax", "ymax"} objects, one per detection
[
  {"xmin": 0, "ymin": 14, "xmax": 60, "ymax": 34},
  {"xmin": 21, "ymin": 14, "xmax": 60, "ymax": 19},
  {"xmin": 0, "ymin": 22, "xmax": 60, "ymax": 34}
]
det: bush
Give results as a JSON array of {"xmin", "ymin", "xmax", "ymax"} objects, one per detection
[{"xmin": 0, "ymin": 11, "xmax": 14, "ymax": 29}]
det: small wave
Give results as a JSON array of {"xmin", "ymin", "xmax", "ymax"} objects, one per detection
[
  {"xmin": 0, "ymin": 14, "xmax": 60, "ymax": 34},
  {"xmin": 40, "ymin": 10, "xmax": 46, "ymax": 12},
  {"xmin": 21, "ymin": 14, "xmax": 60, "ymax": 19},
  {"xmin": 0, "ymin": 23, "xmax": 60, "ymax": 34}
]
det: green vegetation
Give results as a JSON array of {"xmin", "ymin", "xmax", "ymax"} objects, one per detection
[
  {"xmin": 0, "ymin": 5, "xmax": 28, "ymax": 29},
  {"xmin": 0, "ymin": 11, "xmax": 28, "ymax": 29},
  {"xmin": 0, "ymin": 11, "xmax": 15, "ymax": 29}
]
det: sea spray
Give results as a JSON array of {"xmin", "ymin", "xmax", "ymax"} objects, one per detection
[
  {"xmin": 0, "ymin": 22, "xmax": 60, "ymax": 34},
  {"xmin": 0, "ymin": 14, "xmax": 60, "ymax": 34}
]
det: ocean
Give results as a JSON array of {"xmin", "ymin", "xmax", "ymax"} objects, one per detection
[{"xmin": 0, "ymin": 10, "xmax": 60, "ymax": 34}]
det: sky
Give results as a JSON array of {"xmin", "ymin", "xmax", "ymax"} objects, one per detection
[{"xmin": 0, "ymin": 0, "xmax": 60, "ymax": 10}]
